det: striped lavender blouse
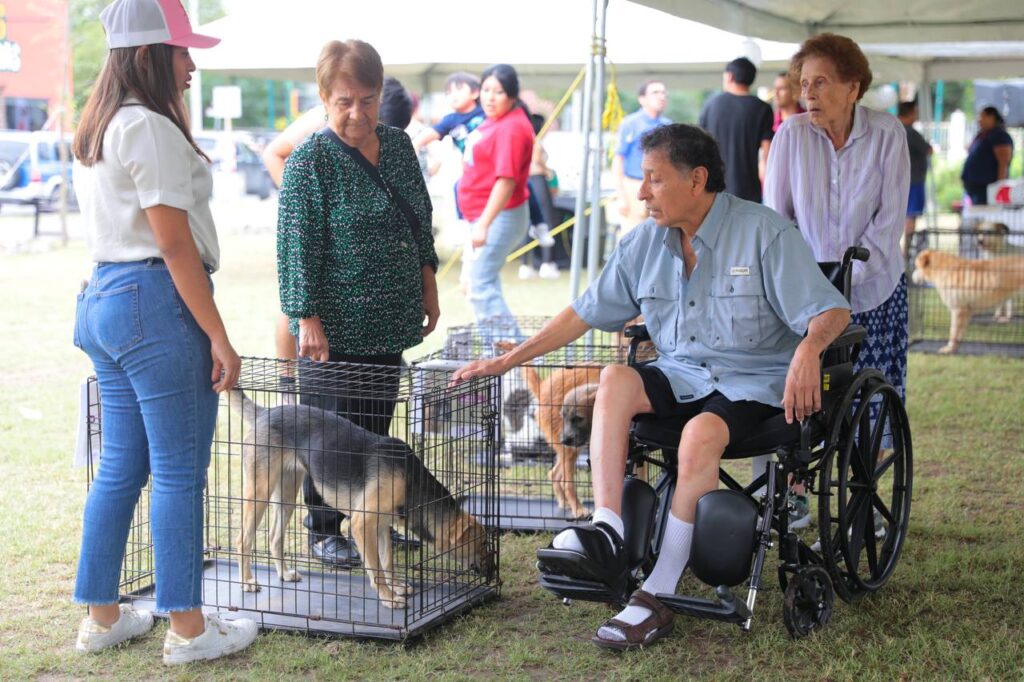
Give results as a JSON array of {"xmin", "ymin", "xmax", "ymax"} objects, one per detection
[{"xmin": 763, "ymin": 105, "xmax": 910, "ymax": 314}]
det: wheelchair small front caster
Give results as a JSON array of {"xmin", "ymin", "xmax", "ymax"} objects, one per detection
[{"xmin": 783, "ymin": 566, "xmax": 834, "ymax": 638}]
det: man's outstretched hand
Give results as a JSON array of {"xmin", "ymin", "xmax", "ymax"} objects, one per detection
[{"xmin": 449, "ymin": 357, "xmax": 508, "ymax": 386}]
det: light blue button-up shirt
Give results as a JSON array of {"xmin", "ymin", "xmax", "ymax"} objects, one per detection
[{"xmin": 572, "ymin": 193, "xmax": 851, "ymax": 407}]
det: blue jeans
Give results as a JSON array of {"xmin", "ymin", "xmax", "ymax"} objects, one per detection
[
  {"xmin": 72, "ymin": 260, "xmax": 218, "ymax": 612},
  {"xmin": 469, "ymin": 202, "xmax": 529, "ymax": 323}
]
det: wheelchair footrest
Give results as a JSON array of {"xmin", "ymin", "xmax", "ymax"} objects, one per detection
[
  {"xmin": 537, "ymin": 547, "xmax": 620, "ymax": 585},
  {"xmin": 538, "ymin": 573, "xmax": 632, "ymax": 605},
  {"xmin": 656, "ymin": 587, "xmax": 751, "ymax": 624}
]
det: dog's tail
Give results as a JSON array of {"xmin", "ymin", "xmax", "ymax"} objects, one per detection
[{"xmin": 227, "ymin": 389, "xmax": 263, "ymax": 418}]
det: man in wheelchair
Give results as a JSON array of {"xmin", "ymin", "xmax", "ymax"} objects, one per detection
[{"xmin": 453, "ymin": 124, "xmax": 856, "ymax": 649}]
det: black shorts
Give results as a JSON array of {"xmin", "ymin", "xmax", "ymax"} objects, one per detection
[{"xmin": 634, "ymin": 365, "xmax": 782, "ymax": 446}]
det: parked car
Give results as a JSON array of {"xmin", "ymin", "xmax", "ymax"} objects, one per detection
[
  {"xmin": 195, "ymin": 132, "xmax": 275, "ymax": 200},
  {"xmin": 0, "ymin": 130, "xmax": 77, "ymax": 212}
]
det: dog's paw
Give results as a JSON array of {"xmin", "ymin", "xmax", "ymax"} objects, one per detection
[
  {"xmin": 279, "ymin": 569, "xmax": 301, "ymax": 583},
  {"xmin": 242, "ymin": 579, "xmax": 262, "ymax": 593},
  {"xmin": 994, "ymin": 314, "xmax": 1012, "ymax": 324},
  {"xmin": 938, "ymin": 344, "xmax": 957, "ymax": 354},
  {"xmin": 380, "ymin": 593, "xmax": 408, "ymax": 609},
  {"xmin": 389, "ymin": 581, "xmax": 413, "ymax": 596},
  {"xmin": 570, "ymin": 508, "xmax": 591, "ymax": 521}
]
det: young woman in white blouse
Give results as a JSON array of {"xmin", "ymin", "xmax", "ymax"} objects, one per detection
[{"xmin": 70, "ymin": 0, "xmax": 257, "ymax": 664}]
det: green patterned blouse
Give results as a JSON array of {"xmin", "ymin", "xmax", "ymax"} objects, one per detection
[{"xmin": 277, "ymin": 124, "xmax": 438, "ymax": 355}]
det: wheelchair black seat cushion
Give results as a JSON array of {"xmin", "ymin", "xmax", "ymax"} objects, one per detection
[{"xmin": 632, "ymin": 412, "xmax": 822, "ymax": 460}]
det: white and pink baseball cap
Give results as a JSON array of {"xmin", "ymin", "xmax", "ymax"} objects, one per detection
[{"xmin": 100, "ymin": 0, "xmax": 220, "ymax": 50}]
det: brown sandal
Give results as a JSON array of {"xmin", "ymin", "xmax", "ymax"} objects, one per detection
[{"xmin": 591, "ymin": 589, "xmax": 674, "ymax": 651}]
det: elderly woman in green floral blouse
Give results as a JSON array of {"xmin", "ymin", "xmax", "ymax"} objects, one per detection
[{"xmin": 276, "ymin": 39, "xmax": 438, "ymax": 566}]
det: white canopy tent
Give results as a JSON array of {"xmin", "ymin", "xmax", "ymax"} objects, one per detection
[
  {"xmin": 195, "ymin": 0, "xmax": 799, "ymax": 92},
  {"xmin": 630, "ymin": 1, "xmax": 1024, "ymax": 44},
  {"xmin": 195, "ymin": 0, "xmax": 1024, "ymax": 300}
]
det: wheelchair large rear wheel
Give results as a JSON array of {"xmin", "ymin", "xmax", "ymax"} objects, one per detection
[{"xmin": 817, "ymin": 370, "xmax": 913, "ymax": 603}]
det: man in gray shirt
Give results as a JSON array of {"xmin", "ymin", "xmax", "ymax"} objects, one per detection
[{"xmin": 453, "ymin": 124, "xmax": 850, "ymax": 651}]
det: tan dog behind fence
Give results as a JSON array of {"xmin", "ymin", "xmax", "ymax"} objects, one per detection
[{"xmin": 912, "ymin": 249, "xmax": 1024, "ymax": 354}]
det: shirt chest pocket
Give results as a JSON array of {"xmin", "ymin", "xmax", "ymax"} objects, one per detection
[
  {"xmin": 710, "ymin": 270, "xmax": 767, "ymax": 350},
  {"xmin": 637, "ymin": 277, "xmax": 679, "ymax": 353}
]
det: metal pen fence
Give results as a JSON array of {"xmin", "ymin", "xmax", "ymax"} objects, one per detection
[
  {"xmin": 415, "ymin": 315, "xmax": 656, "ymax": 531},
  {"xmin": 86, "ymin": 358, "xmax": 501, "ymax": 641}
]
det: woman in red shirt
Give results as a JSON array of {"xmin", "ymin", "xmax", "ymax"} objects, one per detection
[{"xmin": 458, "ymin": 63, "xmax": 535, "ymax": 327}]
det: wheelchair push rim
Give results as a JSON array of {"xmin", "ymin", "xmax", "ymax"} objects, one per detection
[{"xmin": 818, "ymin": 370, "xmax": 913, "ymax": 602}]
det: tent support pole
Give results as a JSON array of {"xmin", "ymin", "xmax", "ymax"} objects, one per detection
[
  {"xmin": 586, "ymin": 0, "xmax": 608, "ymax": 291},
  {"xmin": 568, "ymin": 0, "xmax": 598, "ymax": 301}
]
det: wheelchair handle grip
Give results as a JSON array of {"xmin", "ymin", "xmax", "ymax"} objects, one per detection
[
  {"xmin": 843, "ymin": 246, "xmax": 870, "ymax": 264},
  {"xmin": 623, "ymin": 324, "xmax": 650, "ymax": 340}
]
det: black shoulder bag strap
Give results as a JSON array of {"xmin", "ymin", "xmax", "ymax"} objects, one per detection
[{"xmin": 318, "ymin": 126, "xmax": 424, "ymax": 240}]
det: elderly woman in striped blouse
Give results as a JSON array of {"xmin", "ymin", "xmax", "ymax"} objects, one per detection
[{"xmin": 764, "ymin": 33, "xmax": 910, "ymax": 407}]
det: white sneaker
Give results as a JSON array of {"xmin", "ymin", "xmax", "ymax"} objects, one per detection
[
  {"xmin": 162, "ymin": 614, "xmax": 258, "ymax": 665},
  {"xmin": 529, "ymin": 223, "xmax": 556, "ymax": 247},
  {"xmin": 76, "ymin": 604, "xmax": 154, "ymax": 653},
  {"xmin": 518, "ymin": 264, "xmax": 538, "ymax": 280},
  {"xmin": 538, "ymin": 262, "xmax": 560, "ymax": 279}
]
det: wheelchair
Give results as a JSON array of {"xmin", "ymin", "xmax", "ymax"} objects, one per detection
[{"xmin": 537, "ymin": 247, "xmax": 913, "ymax": 638}]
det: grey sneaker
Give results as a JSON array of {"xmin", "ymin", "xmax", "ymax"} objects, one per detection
[
  {"xmin": 76, "ymin": 604, "xmax": 154, "ymax": 653},
  {"xmin": 163, "ymin": 614, "xmax": 258, "ymax": 665},
  {"xmin": 788, "ymin": 495, "xmax": 812, "ymax": 530}
]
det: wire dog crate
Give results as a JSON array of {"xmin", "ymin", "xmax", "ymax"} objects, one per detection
[
  {"xmin": 85, "ymin": 358, "xmax": 501, "ymax": 641},
  {"xmin": 416, "ymin": 315, "xmax": 655, "ymax": 531},
  {"xmin": 908, "ymin": 225, "xmax": 1024, "ymax": 357}
]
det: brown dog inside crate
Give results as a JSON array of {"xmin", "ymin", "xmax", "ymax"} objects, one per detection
[
  {"xmin": 912, "ymin": 248, "xmax": 1024, "ymax": 353},
  {"xmin": 228, "ymin": 390, "xmax": 493, "ymax": 609},
  {"xmin": 495, "ymin": 341, "xmax": 602, "ymax": 519}
]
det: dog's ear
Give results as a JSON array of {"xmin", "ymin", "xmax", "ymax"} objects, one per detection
[
  {"xmin": 996, "ymin": 222, "xmax": 1010, "ymax": 235},
  {"xmin": 918, "ymin": 250, "xmax": 931, "ymax": 268}
]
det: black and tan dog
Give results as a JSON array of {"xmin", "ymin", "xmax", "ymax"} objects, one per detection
[{"xmin": 228, "ymin": 390, "xmax": 492, "ymax": 608}]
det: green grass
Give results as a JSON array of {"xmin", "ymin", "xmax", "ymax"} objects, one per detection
[{"xmin": 3, "ymin": 231, "xmax": 1024, "ymax": 680}]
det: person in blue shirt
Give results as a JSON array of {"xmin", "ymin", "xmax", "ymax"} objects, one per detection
[
  {"xmin": 961, "ymin": 106, "xmax": 1014, "ymax": 206},
  {"xmin": 453, "ymin": 123, "xmax": 851, "ymax": 651},
  {"xmin": 413, "ymin": 72, "xmax": 485, "ymax": 155},
  {"xmin": 612, "ymin": 80, "xmax": 671, "ymax": 233}
]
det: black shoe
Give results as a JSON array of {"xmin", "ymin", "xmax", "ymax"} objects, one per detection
[
  {"xmin": 309, "ymin": 535, "xmax": 361, "ymax": 568},
  {"xmin": 391, "ymin": 528, "xmax": 422, "ymax": 550},
  {"xmin": 537, "ymin": 522, "xmax": 628, "ymax": 587}
]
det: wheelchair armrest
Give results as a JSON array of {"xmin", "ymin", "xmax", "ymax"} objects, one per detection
[
  {"xmin": 625, "ymin": 324, "xmax": 651, "ymax": 367},
  {"xmin": 824, "ymin": 324, "xmax": 867, "ymax": 353},
  {"xmin": 623, "ymin": 324, "xmax": 650, "ymax": 341}
]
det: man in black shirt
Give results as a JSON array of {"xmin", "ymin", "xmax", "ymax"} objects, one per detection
[
  {"xmin": 898, "ymin": 100, "xmax": 933, "ymax": 256},
  {"xmin": 699, "ymin": 57, "xmax": 773, "ymax": 202}
]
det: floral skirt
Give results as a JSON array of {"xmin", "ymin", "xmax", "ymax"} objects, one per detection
[{"xmin": 851, "ymin": 274, "xmax": 909, "ymax": 403}]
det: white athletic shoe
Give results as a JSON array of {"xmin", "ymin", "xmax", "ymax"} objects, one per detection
[
  {"xmin": 529, "ymin": 223, "xmax": 556, "ymax": 247},
  {"xmin": 518, "ymin": 264, "xmax": 538, "ymax": 280},
  {"xmin": 538, "ymin": 262, "xmax": 560, "ymax": 279},
  {"xmin": 76, "ymin": 604, "xmax": 155, "ymax": 653},
  {"xmin": 162, "ymin": 614, "xmax": 258, "ymax": 665}
]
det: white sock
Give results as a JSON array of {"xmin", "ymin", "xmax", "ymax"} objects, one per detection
[
  {"xmin": 614, "ymin": 513, "xmax": 693, "ymax": 626},
  {"xmin": 552, "ymin": 507, "xmax": 623, "ymax": 555}
]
